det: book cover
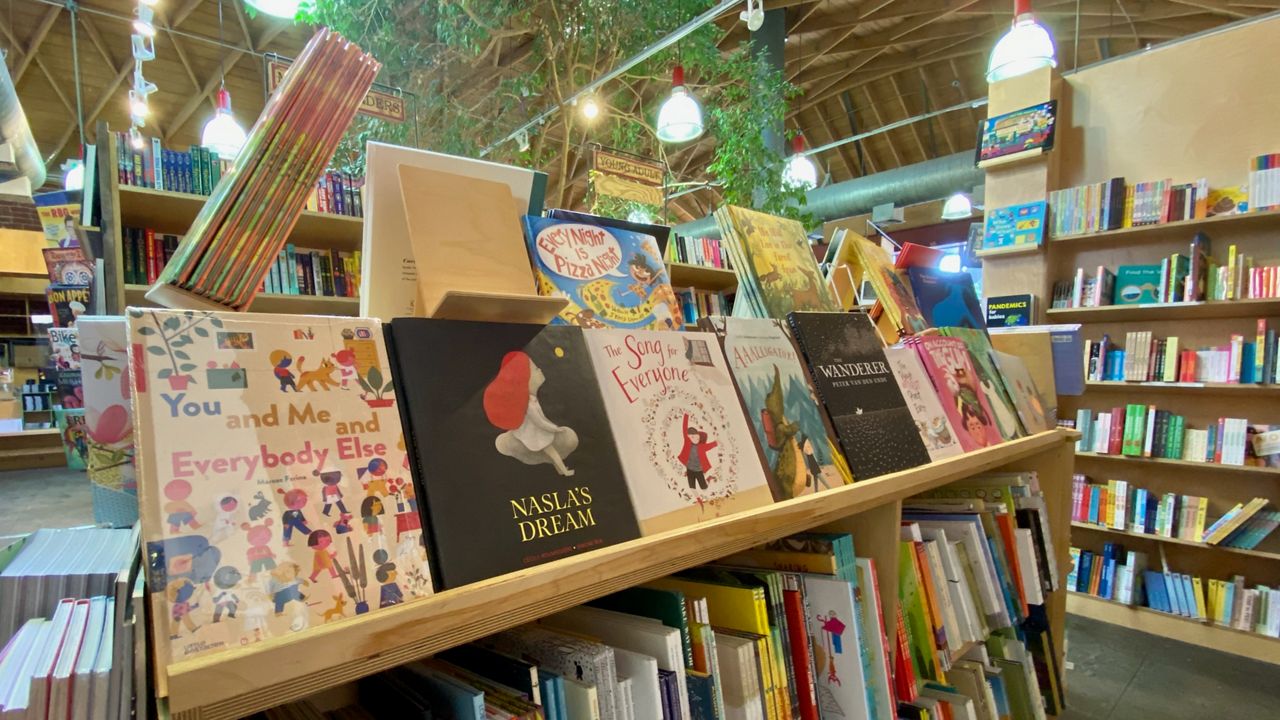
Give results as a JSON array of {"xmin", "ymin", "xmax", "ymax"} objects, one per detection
[
  {"xmin": 802, "ymin": 575, "xmax": 872, "ymax": 720},
  {"xmin": 524, "ymin": 215, "xmax": 683, "ymax": 330},
  {"xmin": 906, "ymin": 267, "xmax": 986, "ymax": 331},
  {"xmin": 939, "ymin": 327, "xmax": 1026, "ymax": 441},
  {"xmin": 54, "ymin": 408, "xmax": 88, "ymax": 471},
  {"xmin": 983, "ymin": 201, "xmax": 1046, "ymax": 251},
  {"xmin": 990, "ymin": 350, "xmax": 1051, "ymax": 434},
  {"xmin": 788, "ymin": 312, "xmax": 931, "ymax": 479},
  {"xmin": 717, "ymin": 205, "xmax": 839, "ymax": 318},
  {"xmin": 46, "ymin": 285, "xmax": 92, "ymax": 328},
  {"xmin": 48, "ymin": 327, "xmax": 80, "ymax": 371},
  {"xmin": 128, "ymin": 309, "xmax": 435, "ymax": 666},
  {"xmin": 845, "ymin": 234, "xmax": 930, "ymax": 338},
  {"xmin": 583, "ymin": 329, "xmax": 774, "ymax": 535},
  {"xmin": 702, "ymin": 316, "xmax": 847, "ymax": 498},
  {"xmin": 884, "ymin": 345, "xmax": 964, "ymax": 461},
  {"xmin": 78, "ymin": 317, "xmax": 138, "ymax": 522},
  {"xmin": 1113, "ymin": 265, "xmax": 1162, "ymax": 304},
  {"xmin": 985, "ymin": 294, "xmax": 1034, "ymax": 327},
  {"xmin": 42, "ymin": 247, "xmax": 94, "ymax": 286},
  {"xmin": 911, "ymin": 336, "xmax": 1003, "ymax": 451},
  {"xmin": 385, "ymin": 318, "xmax": 640, "ymax": 588}
]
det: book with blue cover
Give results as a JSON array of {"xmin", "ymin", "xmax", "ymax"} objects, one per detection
[
  {"xmin": 523, "ymin": 215, "xmax": 683, "ymax": 330},
  {"xmin": 906, "ymin": 267, "xmax": 986, "ymax": 331}
]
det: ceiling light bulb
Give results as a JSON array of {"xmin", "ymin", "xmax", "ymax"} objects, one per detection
[
  {"xmin": 63, "ymin": 160, "xmax": 84, "ymax": 192},
  {"xmin": 656, "ymin": 66, "xmax": 704, "ymax": 144},
  {"xmin": 202, "ymin": 88, "xmax": 247, "ymax": 160},
  {"xmin": 245, "ymin": 0, "xmax": 303, "ymax": 19},
  {"xmin": 941, "ymin": 192, "xmax": 973, "ymax": 220},
  {"xmin": 740, "ymin": 0, "xmax": 765, "ymax": 31},
  {"xmin": 986, "ymin": 0, "xmax": 1057, "ymax": 82},
  {"xmin": 133, "ymin": 6, "xmax": 155, "ymax": 37},
  {"xmin": 581, "ymin": 97, "xmax": 600, "ymax": 121},
  {"xmin": 781, "ymin": 135, "xmax": 817, "ymax": 190},
  {"xmin": 129, "ymin": 126, "xmax": 145, "ymax": 150}
]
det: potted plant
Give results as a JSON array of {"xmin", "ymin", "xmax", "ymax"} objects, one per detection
[
  {"xmin": 358, "ymin": 366, "xmax": 396, "ymax": 408},
  {"xmin": 129, "ymin": 309, "xmax": 223, "ymax": 390}
]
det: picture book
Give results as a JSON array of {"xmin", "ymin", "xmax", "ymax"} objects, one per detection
[
  {"xmin": 844, "ymin": 232, "xmax": 930, "ymax": 339},
  {"xmin": 41, "ymin": 247, "xmax": 93, "ymax": 286},
  {"xmin": 991, "ymin": 350, "xmax": 1051, "ymax": 434},
  {"xmin": 701, "ymin": 316, "xmax": 847, "ymax": 498},
  {"xmin": 523, "ymin": 215, "xmax": 682, "ymax": 330},
  {"xmin": 54, "ymin": 408, "xmax": 88, "ymax": 471},
  {"xmin": 46, "ymin": 285, "xmax": 92, "ymax": 327},
  {"xmin": 714, "ymin": 205, "xmax": 838, "ymax": 318},
  {"xmin": 385, "ymin": 319, "xmax": 640, "ymax": 588},
  {"xmin": 802, "ymin": 575, "xmax": 872, "ymax": 720},
  {"xmin": 976, "ymin": 100, "xmax": 1057, "ymax": 166},
  {"xmin": 985, "ymin": 294, "xmax": 1035, "ymax": 327},
  {"xmin": 547, "ymin": 208, "xmax": 672, "ymax": 257},
  {"xmin": 910, "ymin": 336, "xmax": 1003, "ymax": 451},
  {"xmin": 128, "ymin": 309, "xmax": 435, "ymax": 666},
  {"xmin": 47, "ymin": 327, "xmax": 80, "ymax": 370},
  {"xmin": 1113, "ymin": 265, "xmax": 1162, "ymax": 304},
  {"xmin": 906, "ymin": 267, "xmax": 986, "ymax": 331},
  {"xmin": 54, "ymin": 368, "xmax": 82, "ymax": 411},
  {"xmin": 983, "ymin": 201, "xmax": 1046, "ymax": 252},
  {"xmin": 884, "ymin": 345, "xmax": 964, "ymax": 462},
  {"xmin": 78, "ymin": 317, "xmax": 138, "ymax": 525},
  {"xmin": 787, "ymin": 312, "xmax": 931, "ymax": 480},
  {"xmin": 583, "ymin": 329, "xmax": 774, "ymax": 535},
  {"xmin": 939, "ymin": 327, "xmax": 1026, "ymax": 442}
]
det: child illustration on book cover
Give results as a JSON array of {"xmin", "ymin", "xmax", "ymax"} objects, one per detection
[
  {"xmin": 484, "ymin": 350, "xmax": 580, "ymax": 477},
  {"xmin": 677, "ymin": 414, "xmax": 718, "ymax": 490}
]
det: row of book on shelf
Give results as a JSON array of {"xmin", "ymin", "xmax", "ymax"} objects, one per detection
[
  {"xmin": 1083, "ymin": 321, "xmax": 1280, "ymax": 385},
  {"xmin": 1071, "ymin": 405, "xmax": 1279, "ymax": 468},
  {"xmin": 674, "ymin": 289, "xmax": 729, "ymax": 327},
  {"xmin": 1071, "ymin": 474, "xmax": 1279, "ymax": 549},
  {"xmin": 1068, "ymin": 545, "xmax": 1280, "ymax": 639},
  {"xmin": 666, "ymin": 234, "xmax": 733, "ymax": 270}
]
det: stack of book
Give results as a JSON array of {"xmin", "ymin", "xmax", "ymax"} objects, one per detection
[
  {"xmin": 712, "ymin": 206, "xmax": 840, "ymax": 319},
  {"xmin": 304, "ymin": 170, "xmax": 365, "ymax": 218},
  {"xmin": 673, "ymin": 287, "xmax": 728, "ymax": 326},
  {"xmin": 1248, "ymin": 153, "xmax": 1280, "ymax": 212},
  {"xmin": 1074, "ymin": 406, "xmax": 1279, "ymax": 467},
  {"xmin": 257, "ymin": 244, "xmax": 362, "ymax": 299},
  {"xmin": 120, "ymin": 227, "xmax": 180, "ymax": 285},
  {"xmin": 668, "ymin": 235, "xmax": 731, "ymax": 269},
  {"xmin": 114, "ymin": 134, "xmax": 222, "ymax": 196}
]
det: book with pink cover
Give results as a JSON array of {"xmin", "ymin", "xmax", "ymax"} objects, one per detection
[
  {"xmin": 909, "ymin": 336, "xmax": 1002, "ymax": 451},
  {"xmin": 127, "ymin": 309, "xmax": 434, "ymax": 667},
  {"xmin": 883, "ymin": 345, "xmax": 964, "ymax": 461},
  {"xmin": 79, "ymin": 317, "xmax": 138, "ymax": 525}
]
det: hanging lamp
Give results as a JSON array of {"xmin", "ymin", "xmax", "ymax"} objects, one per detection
[
  {"xmin": 782, "ymin": 135, "xmax": 818, "ymax": 190},
  {"xmin": 986, "ymin": 0, "xmax": 1057, "ymax": 83},
  {"xmin": 202, "ymin": 0, "xmax": 247, "ymax": 159},
  {"xmin": 245, "ymin": 0, "xmax": 302, "ymax": 20},
  {"xmin": 941, "ymin": 192, "xmax": 973, "ymax": 220},
  {"xmin": 656, "ymin": 65, "xmax": 704, "ymax": 144}
]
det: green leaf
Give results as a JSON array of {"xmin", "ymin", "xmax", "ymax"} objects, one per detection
[
  {"xmin": 94, "ymin": 367, "xmax": 104, "ymax": 380},
  {"xmin": 174, "ymin": 350, "xmax": 190, "ymax": 360},
  {"xmin": 137, "ymin": 326, "xmax": 155, "ymax": 336},
  {"xmin": 180, "ymin": 363, "xmax": 197, "ymax": 372},
  {"xmin": 357, "ymin": 378, "xmax": 374, "ymax": 394},
  {"xmin": 163, "ymin": 317, "xmax": 181, "ymax": 331},
  {"xmin": 158, "ymin": 368, "xmax": 172, "ymax": 379},
  {"xmin": 366, "ymin": 366, "xmax": 383, "ymax": 389},
  {"xmin": 382, "ymin": 380, "xmax": 395, "ymax": 394},
  {"xmin": 127, "ymin": 309, "xmax": 143, "ymax": 318},
  {"xmin": 147, "ymin": 346, "xmax": 166, "ymax": 355},
  {"xmin": 210, "ymin": 318, "xmax": 223, "ymax": 328},
  {"xmin": 193, "ymin": 327, "xmax": 209, "ymax": 337}
]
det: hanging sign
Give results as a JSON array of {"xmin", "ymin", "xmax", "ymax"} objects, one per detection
[
  {"xmin": 591, "ymin": 148, "xmax": 665, "ymax": 206},
  {"xmin": 266, "ymin": 56, "xmax": 406, "ymax": 123}
]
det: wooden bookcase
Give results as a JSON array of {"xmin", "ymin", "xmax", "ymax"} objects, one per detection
[{"xmin": 157, "ymin": 429, "xmax": 1076, "ymax": 720}]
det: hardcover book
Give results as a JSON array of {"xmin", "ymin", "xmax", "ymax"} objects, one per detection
[
  {"xmin": 787, "ymin": 312, "xmax": 931, "ymax": 479},
  {"xmin": 906, "ymin": 267, "xmax": 986, "ymax": 330},
  {"xmin": 1113, "ymin": 265, "xmax": 1162, "ymax": 304},
  {"xmin": 128, "ymin": 309, "xmax": 435, "ymax": 667},
  {"xmin": 78, "ymin": 317, "xmax": 138, "ymax": 526},
  {"xmin": 583, "ymin": 329, "xmax": 774, "ymax": 535},
  {"xmin": 523, "ymin": 216, "xmax": 683, "ymax": 330},
  {"xmin": 982, "ymin": 201, "xmax": 1047, "ymax": 252},
  {"xmin": 883, "ymin": 345, "xmax": 964, "ymax": 461},
  {"xmin": 701, "ymin": 316, "xmax": 847, "ymax": 498},
  {"xmin": 714, "ymin": 205, "xmax": 838, "ymax": 319},
  {"xmin": 385, "ymin": 318, "xmax": 640, "ymax": 588},
  {"xmin": 985, "ymin": 294, "xmax": 1035, "ymax": 327},
  {"xmin": 910, "ymin": 336, "xmax": 1003, "ymax": 451},
  {"xmin": 991, "ymin": 350, "xmax": 1051, "ymax": 434},
  {"xmin": 844, "ymin": 233, "xmax": 930, "ymax": 339},
  {"xmin": 939, "ymin": 327, "xmax": 1026, "ymax": 441},
  {"xmin": 46, "ymin": 285, "xmax": 92, "ymax": 327}
]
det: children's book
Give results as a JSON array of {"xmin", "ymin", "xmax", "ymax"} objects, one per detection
[
  {"xmin": 385, "ymin": 319, "xmax": 640, "ymax": 588},
  {"xmin": 802, "ymin": 575, "xmax": 873, "ymax": 720},
  {"xmin": 910, "ymin": 336, "xmax": 1003, "ymax": 451},
  {"xmin": 128, "ymin": 309, "xmax": 435, "ymax": 667},
  {"xmin": 701, "ymin": 316, "xmax": 848, "ymax": 498},
  {"xmin": 78, "ymin": 317, "xmax": 138, "ymax": 525},
  {"xmin": 714, "ymin": 205, "xmax": 839, "ymax": 319},
  {"xmin": 54, "ymin": 408, "xmax": 88, "ymax": 471},
  {"xmin": 47, "ymin": 327, "xmax": 80, "ymax": 371},
  {"xmin": 1113, "ymin": 265, "xmax": 1162, "ymax": 304},
  {"xmin": 985, "ymin": 294, "xmax": 1035, "ymax": 327},
  {"xmin": 845, "ymin": 233, "xmax": 930, "ymax": 339},
  {"xmin": 46, "ymin": 285, "xmax": 92, "ymax": 327},
  {"xmin": 42, "ymin": 247, "xmax": 94, "ymax": 286},
  {"xmin": 524, "ymin": 215, "xmax": 683, "ymax": 330},
  {"xmin": 906, "ymin": 267, "xmax": 986, "ymax": 331},
  {"xmin": 939, "ymin": 327, "xmax": 1026, "ymax": 441},
  {"xmin": 583, "ymin": 329, "xmax": 774, "ymax": 535},
  {"xmin": 883, "ymin": 345, "xmax": 964, "ymax": 462},
  {"xmin": 787, "ymin": 312, "xmax": 931, "ymax": 480},
  {"xmin": 991, "ymin": 350, "xmax": 1051, "ymax": 434},
  {"xmin": 983, "ymin": 201, "xmax": 1047, "ymax": 251}
]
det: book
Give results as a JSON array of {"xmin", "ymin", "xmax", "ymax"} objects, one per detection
[
  {"xmin": 906, "ymin": 267, "xmax": 986, "ymax": 330},
  {"xmin": 701, "ymin": 316, "xmax": 848, "ymax": 498},
  {"xmin": 983, "ymin": 201, "xmax": 1047, "ymax": 251},
  {"xmin": 46, "ymin": 284, "xmax": 92, "ymax": 327},
  {"xmin": 128, "ymin": 309, "xmax": 435, "ymax": 666},
  {"xmin": 788, "ymin": 312, "xmax": 931, "ymax": 479},
  {"xmin": 524, "ymin": 215, "xmax": 683, "ymax": 330},
  {"xmin": 583, "ymin": 329, "xmax": 774, "ymax": 534},
  {"xmin": 843, "ymin": 232, "xmax": 930, "ymax": 339},
  {"xmin": 911, "ymin": 335, "xmax": 1003, "ymax": 451},
  {"xmin": 42, "ymin": 247, "xmax": 94, "ymax": 286},
  {"xmin": 939, "ymin": 327, "xmax": 1026, "ymax": 441},
  {"xmin": 985, "ymin": 294, "xmax": 1035, "ymax": 327},
  {"xmin": 385, "ymin": 318, "xmax": 640, "ymax": 588},
  {"xmin": 884, "ymin": 345, "xmax": 964, "ymax": 461},
  {"xmin": 991, "ymin": 350, "xmax": 1051, "ymax": 434},
  {"xmin": 1113, "ymin": 265, "xmax": 1162, "ymax": 304},
  {"xmin": 54, "ymin": 408, "xmax": 89, "ymax": 471},
  {"xmin": 802, "ymin": 575, "xmax": 873, "ymax": 720},
  {"xmin": 713, "ymin": 205, "xmax": 838, "ymax": 319},
  {"xmin": 548, "ymin": 208, "xmax": 672, "ymax": 257},
  {"xmin": 78, "ymin": 317, "xmax": 139, "ymax": 527}
]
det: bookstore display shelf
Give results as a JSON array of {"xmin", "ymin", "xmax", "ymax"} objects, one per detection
[
  {"xmin": 1049, "ymin": 207, "xmax": 1280, "ymax": 245},
  {"xmin": 1074, "ymin": 451, "xmax": 1280, "ymax": 477},
  {"xmin": 1070, "ymin": 521, "xmax": 1280, "ymax": 561},
  {"xmin": 117, "ymin": 186, "xmax": 363, "ymax": 249},
  {"xmin": 162, "ymin": 429, "xmax": 1074, "ymax": 720},
  {"xmin": 1066, "ymin": 591, "xmax": 1280, "ymax": 663},
  {"xmin": 1085, "ymin": 381, "xmax": 1280, "ymax": 395},
  {"xmin": 666, "ymin": 262, "xmax": 738, "ymax": 293},
  {"xmin": 1046, "ymin": 298, "xmax": 1280, "ymax": 323},
  {"xmin": 124, "ymin": 285, "xmax": 359, "ymax": 316}
]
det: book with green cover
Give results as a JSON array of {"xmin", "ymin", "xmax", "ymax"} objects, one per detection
[
  {"xmin": 898, "ymin": 541, "xmax": 941, "ymax": 683},
  {"xmin": 1113, "ymin": 265, "xmax": 1162, "ymax": 304}
]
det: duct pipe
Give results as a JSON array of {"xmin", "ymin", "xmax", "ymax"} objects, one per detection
[
  {"xmin": 0, "ymin": 62, "xmax": 47, "ymax": 188},
  {"xmin": 673, "ymin": 150, "xmax": 982, "ymax": 238}
]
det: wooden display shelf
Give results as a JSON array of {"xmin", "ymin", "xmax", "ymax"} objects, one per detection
[
  {"xmin": 1050, "ymin": 207, "xmax": 1280, "ymax": 245},
  {"xmin": 117, "ymin": 186, "xmax": 363, "ymax": 250},
  {"xmin": 666, "ymin": 262, "xmax": 738, "ymax": 293},
  {"xmin": 1070, "ymin": 521, "xmax": 1280, "ymax": 561},
  {"xmin": 1046, "ymin": 297, "xmax": 1280, "ymax": 323},
  {"xmin": 1074, "ymin": 451, "xmax": 1280, "ymax": 476},
  {"xmin": 124, "ymin": 285, "xmax": 359, "ymax": 316},
  {"xmin": 163, "ymin": 429, "xmax": 1073, "ymax": 719},
  {"xmin": 1067, "ymin": 591, "xmax": 1280, "ymax": 663},
  {"xmin": 1086, "ymin": 380, "xmax": 1280, "ymax": 395}
]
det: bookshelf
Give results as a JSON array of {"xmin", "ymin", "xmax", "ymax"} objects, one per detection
[
  {"xmin": 1049, "ymin": 207, "xmax": 1280, "ymax": 245},
  {"xmin": 158, "ymin": 429, "xmax": 1076, "ymax": 720},
  {"xmin": 666, "ymin": 261, "xmax": 738, "ymax": 293},
  {"xmin": 1075, "ymin": 452, "xmax": 1280, "ymax": 477},
  {"xmin": 1085, "ymin": 380, "xmax": 1280, "ymax": 396},
  {"xmin": 1071, "ymin": 521, "xmax": 1280, "ymax": 562},
  {"xmin": 1045, "ymin": 298, "xmax": 1280, "ymax": 323},
  {"xmin": 123, "ymin": 284, "xmax": 360, "ymax": 316}
]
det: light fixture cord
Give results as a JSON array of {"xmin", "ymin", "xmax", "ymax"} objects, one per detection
[
  {"xmin": 217, "ymin": 0, "xmax": 226, "ymax": 92},
  {"xmin": 68, "ymin": 1, "xmax": 85, "ymax": 154}
]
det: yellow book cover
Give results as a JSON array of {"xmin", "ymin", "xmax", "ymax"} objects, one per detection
[
  {"xmin": 1192, "ymin": 576, "xmax": 1207, "ymax": 618},
  {"xmin": 1205, "ymin": 579, "xmax": 1219, "ymax": 620},
  {"xmin": 1193, "ymin": 498, "xmax": 1209, "ymax": 540},
  {"xmin": 1105, "ymin": 480, "xmax": 1117, "ymax": 528},
  {"xmin": 1162, "ymin": 336, "xmax": 1179, "ymax": 382},
  {"xmin": 1123, "ymin": 186, "xmax": 1135, "ymax": 228},
  {"xmin": 898, "ymin": 541, "xmax": 944, "ymax": 683},
  {"xmin": 1206, "ymin": 497, "xmax": 1269, "ymax": 544},
  {"xmin": 1226, "ymin": 245, "xmax": 1238, "ymax": 299},
  {"xmin": 720, "ymin": 205, "xmax": 839, "ymax": 319},
  {"xmin": 846, "ymin": 234, "xmax": 930, "ymax": 339}
]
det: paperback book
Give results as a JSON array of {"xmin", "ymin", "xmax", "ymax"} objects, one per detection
[{"xmin": 940, "ymin": 327, "xmax": 1026, "ymax": 441}]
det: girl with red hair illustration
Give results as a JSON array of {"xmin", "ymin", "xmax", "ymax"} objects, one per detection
[
  {"xmin": 678, "ymin": 413, "xmax": 719, "ymax": 490},
  {"xmin": 483, "ymin": 351, "xmax": 579, "ymax": 476}
]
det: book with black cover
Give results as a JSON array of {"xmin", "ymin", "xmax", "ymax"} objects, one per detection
[
  {"xmin": 786, "ymin": 312, "xmax": 931, "ymax": 479},
  {"xmin": 386, "ymin": 318, "xmax": 640, "ymax": 589}
]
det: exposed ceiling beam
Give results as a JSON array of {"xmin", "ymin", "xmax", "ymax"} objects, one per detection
[{"xmin": 11, "ymin": 6, "xmax": 61, "ymax": 85}]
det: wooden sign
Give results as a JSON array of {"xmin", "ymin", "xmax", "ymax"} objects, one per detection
[
  {"xmin": 591, "ymin": 148, "xmax": 664, "ymax": 206},
  {"xmin": 266, "ymin": 56, "xmax": 406, "ymax": 123}
]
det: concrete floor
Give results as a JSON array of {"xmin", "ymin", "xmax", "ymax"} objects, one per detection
[{"xmin": 1, "ymin": 467, "xmax": 1278, "ymax": 716}]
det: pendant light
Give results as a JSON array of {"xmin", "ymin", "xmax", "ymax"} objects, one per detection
[
  {"xmin": 782, "ymin": 135, "xmax": 818, "ymax": 190},
  {"xmin": 244, "ymin": 0, "xmax": 302, "ymax": 20},
  {"xmin": 986, "ymin": 0, "xmax": 1057, "ymax": 83},
  {"xmin": 941, "ymin": 192, "xmax": 973, "ymax": 220},
  {"xmin": 656, "ymin": 65, "xmax": 704, "ymax": 144},
  {"xmin": 202, "ymin": 0, "xmax": 247, "ymax": 159},
  {"xmin": 63, "ymin": 158, "xmax": 84, "ymax": 191}
]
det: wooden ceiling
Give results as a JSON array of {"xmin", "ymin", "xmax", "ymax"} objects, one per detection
[{"xmin": 3, "ymin": 0, "xmax": 1274, "ymax": 217}]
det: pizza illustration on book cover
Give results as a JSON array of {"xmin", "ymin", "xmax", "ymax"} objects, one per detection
[
  {"xmin": 128, "ymin": 309, "xmax": 433, "ymax": 666},
  {"xmin": 523, "ymin": 215, "xmax": 683, "ymax": 330}
]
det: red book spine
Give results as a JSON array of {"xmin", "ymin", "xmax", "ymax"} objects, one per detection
[
  {"xmin": 894, "ymin": 605, "xmax": 918, "ymax": 703},
  {"xmin": 1109, "ymin": 407, "xmax": 1125, "ymax": 455},
  {"xmin": 145, "ymin": 228, "xmax": 157, "ymax": 283},
  {"xmin": 783, "ymin": 589, "xmax": 819, "ymax": 720},
  {"xmin": 1214, "ymin": 418, "xmax": 1226, "ymax": 463}
]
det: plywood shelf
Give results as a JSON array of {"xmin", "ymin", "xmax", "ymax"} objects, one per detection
[
  {"xmin": 1050, "ymin": 208, "xmax": 1280, "ymax": 245},
  {"xmin": 1046, "ymin": 298, "xmax": 1280, "ymax": 323},
  {"xmin": 124, "ymin": 285, "xmax": 359, "ymax": 316},
  {"xmin": 1067, "ymin": 591, "xmax": 1280, "ymax": 663},
  {"xmin": 666, "ymin": 262, "xmax": 738, "ymax": 293},
  {"xmin": 1085, "ymin": 381, "xmax": 1280, "ymax": 395},
  {"xmin": 1070, "ymin": 521, "xmax": 1280, "ymax": 561},
  {"xmin": 163, "ymin": 429, "xmax": 1074, "ymax": 719},
  {"xmin": 1075, "ymin": 451, "xmax": 1280, "ymax": 477},
  {"xmin": 117, "ymin": 185, "xmax": 363, "ymax": 250}
]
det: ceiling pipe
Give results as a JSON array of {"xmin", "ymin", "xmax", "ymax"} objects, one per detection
[{"xmin": 0, "ymin": 61, "xmax": 47, "ymax": 188}]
